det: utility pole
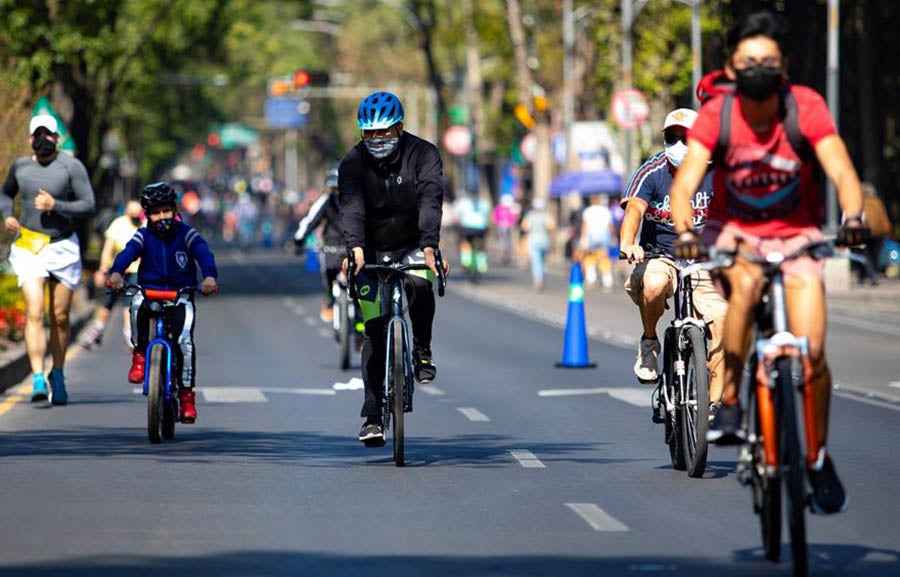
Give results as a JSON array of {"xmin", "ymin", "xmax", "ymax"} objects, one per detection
[
  {"xmin": 563, "ymin": 0, "xmax": 575, "ymax": 171},
  {"xmin": 621, "ymin": 0, "xmax": 634, "ymax": 176},
  {"xmin": 826, "ymin": 0, "xmax": 840, "ymax": 231}
]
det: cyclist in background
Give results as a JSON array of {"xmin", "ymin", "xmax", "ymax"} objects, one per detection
[
  {"xmin": 294, "ymin": 164, "xmax": 345, "ymax": 324},
  {"xmin": 620, "ymin": 108, "xmax": 726, "ymax": 413},
  {"xmin": 107, "ymin": 182, "xmax": 218, "ymax": 424},
  {"xmin": 670, "ymin": 10, "xmax": 868, "ymax": 514},
  {"xmin": 340, "ymin": 91, "xmax": 449, "ymax": 446},
  {"xmin": 455, "ymin": 191, "xmax": 492, "ymax": 278}
]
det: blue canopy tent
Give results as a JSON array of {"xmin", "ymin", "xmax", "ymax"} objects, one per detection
[{"xmin": 549, "ymin": 169, "xmax": 623, "ymax": 197}]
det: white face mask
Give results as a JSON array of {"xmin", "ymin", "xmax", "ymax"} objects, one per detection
[{"xmin": 665, "ymin": 141, "xmax": 688, "ymax": 168}]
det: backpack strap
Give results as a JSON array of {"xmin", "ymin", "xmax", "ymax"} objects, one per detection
[
  {"xmin": 713, "ymin": 92, "xmax": 733, "ymax": 167},
  {"xmin": 714, "ymin": 88, "xmax": 811, "ymax": 165},
  {"xmin": 780, "ymin": 87, "xmax": 811, "ymax": 162}
]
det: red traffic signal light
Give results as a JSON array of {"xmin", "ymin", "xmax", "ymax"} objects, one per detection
[
  {"xmin": 293, "ymin": 70, "xmax": 311, "ymax": 88},
  {"xmin": 292, "ymin": 69, "xmax": 330, "ymax": 89}
]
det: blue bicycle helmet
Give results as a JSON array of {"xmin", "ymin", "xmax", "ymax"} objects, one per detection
[{"xmin": 357, "ymin": 91, "xmax": 404, "ymax": 130}]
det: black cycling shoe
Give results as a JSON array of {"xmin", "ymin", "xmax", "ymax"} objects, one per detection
[
  {"xmin": 413, "ymin": 347, "xmax": 436, "ymax": 384},
  {"xmin": 358, "ymin": 420, "xmax": 385, "ymax": 447},
  {"xmin": 808, "ymin": 453, "xmax": 849, "ymax": 515},
  {"xmin": 706, "ymin": 402, "xmax": 747, "ymax": 446}
]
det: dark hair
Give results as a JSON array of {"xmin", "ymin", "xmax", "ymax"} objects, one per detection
[{"xmin": 726, "ymin": 10, "xmax": 789, "ymax": 59}]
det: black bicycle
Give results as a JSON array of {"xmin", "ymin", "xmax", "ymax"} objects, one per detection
[
  {"xmin": 628, "ymin": 249, "xmax": 711, "ymax": 477},
  {"xmin": 332, "ymin": 275, "xmax": 363, "ymax": 371},
  {"xmin": 701, "ymin": 238, "xmax": 863, "ymax": 577},
  {"xmin": 348, "ymin": 249, "xmax": 447, "ymax": 467}
]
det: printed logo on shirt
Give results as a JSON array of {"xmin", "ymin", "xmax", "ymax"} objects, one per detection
[
  {"xmin": 644, "ymin": 189, "xmax": 712, "ymax": 228},
  {"xmin": 175, "ymin": 251, "xmax": 188, "ymax": 269},
  {"xmin": 725, "ymin": 146, "xmax": 801, "ymax": 221}
]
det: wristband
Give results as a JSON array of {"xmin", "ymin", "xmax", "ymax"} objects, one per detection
[{"xmin": 844, "ymin": 212, "xmax": 863, "ymax": 224}]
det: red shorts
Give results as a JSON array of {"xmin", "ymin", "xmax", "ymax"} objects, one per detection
[{"xmin": 701, "ymin": 222, "xmax": 826, "ymax": 281}]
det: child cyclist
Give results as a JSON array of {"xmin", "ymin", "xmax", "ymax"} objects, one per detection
[{"xmin": 107, "ymin": 182, "xmax": 218, "ymax": 423}]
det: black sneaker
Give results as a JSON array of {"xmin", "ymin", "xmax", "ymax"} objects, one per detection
[
  {"xmin": 706, "ymin": 402, "xmax": 747, "ymax": 445},
  {"xmin": 358, "ymin": 420, "xmax": 385, "ymax": 447},
  {"xmin": 808, "ymin": 453, "xmax": 849, "ymax": 515},
  {"xmin": 413, "ymin": 347, "xmax": 436, "ymax": 384}
]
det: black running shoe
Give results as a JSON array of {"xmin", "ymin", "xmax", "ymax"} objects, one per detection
[
  {"xmin": 413, "ymin": 347, "xmax": 436, "ymax": 384},
  {"xmin": 706, "ymin": 402, "xmax": 747, "ymax": 446},
  {"xmin": 358, "ymin": 421, "xmax": 385, "ymax": 447},
  {"xmin": 808, "ymin": 453, "xmax": 849, "ymax": 515}
]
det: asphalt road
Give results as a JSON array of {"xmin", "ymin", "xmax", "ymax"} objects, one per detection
[{"xmin": 0, "ymin": 249, "xmax": 897, "ymax": 577}]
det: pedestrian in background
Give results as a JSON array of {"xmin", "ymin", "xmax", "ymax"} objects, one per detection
[
  {"xmin": 79, "ymin": 200, "xmax": 144, "ymax": 349},
  {"xmin": 521, "ymin": 197, "xmax": 555, "ymax": 291},
  {"xmin": 0, "ymin": 114, "xmax": 96, "ymax": 404}
]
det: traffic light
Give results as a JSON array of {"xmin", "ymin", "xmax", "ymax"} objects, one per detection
[{"xmin": 292, "ymin": 69, "xmax": 330, "ymax": 88}]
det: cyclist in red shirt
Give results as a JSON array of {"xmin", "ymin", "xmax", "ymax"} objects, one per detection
[{"xmin": 669, "ymin": 10, "xmax": 868, "ymax": 515}]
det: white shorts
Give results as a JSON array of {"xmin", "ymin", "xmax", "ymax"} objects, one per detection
[{"xmin": 8, "ymin": 233, "xmax": 83, "ymax": 291}]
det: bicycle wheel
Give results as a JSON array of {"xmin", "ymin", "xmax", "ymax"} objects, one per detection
[
  {"xmin": 146, "ymin": 344, "xmax": 166, "ymax": 444},
  {"xmin": 391, "ymin": 321, "xmax": 405, "ymax": 467},
  {"xmin": 338, "ymin": 292, "xmax": 351, "ymax": 371},
  {"xmin": 682, "ymin": 326, "xmax": 710, "ymax": 478},
  {"xmin": 662, "ymin": 328, "xmax": 685, "ymax": 470},
  {"xmin": 775, "ymin": 356, "xmax": 807, "ymax": 577},
  {"xmin": 751, "ymin": 376, "xmax": 782, "ymax": 563}
]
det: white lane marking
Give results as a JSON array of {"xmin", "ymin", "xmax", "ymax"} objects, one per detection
[
  {"xmin": 628, "ymin": 564, "xmax": 678, "ymax": 572},
  {"xmin": 201, "ymin": 387, "xmax": 268, "ymax": 403},
  {"xmin": 282, "ymin": 297, "xmax": 296, "ymax": 307},
  {"xmin": 333, "ymin": 377, "xmax": 365, "ymax": 391},
  {"xmin": 539, "ymin": 386, "xmax": 652, "ymax": 407},
  {"xmin": 566, "ymin": 503, "xmax": 629, "ymax": 532},
  {"xmin": 419, "ymin": 384, "xmax": 445, "ymax": 396},
  {"xmin": 889, "ymin": 382, "xmax": 900, "ymax": 389},
  {"xmin": 304, "ymin": 317, "xmax": 316, "ymax": 327},
  {"xmin": 293, "ymin": 306, "xmax": 306, "ymax": 315},
  {"xmin": 317, "ymin": 328, "xmax": 332, "ymax": 339},
  {"xmin": 263, "ymin": 387, "xmax": 336, "ymax": 396},
  {"xmin": 131, "ymin": 388, "xmax": 143, "ymax": 395},
  {"xmin": 510, "ymin": 450, "xmax": 545, "ymax": 468},
  {"xmin": 457, "ymin": 407, "xmax": 490, "ymax": 422},
  {"xmin": 833, "ymin": 390, "xmax": 900, "ymax": 412}
]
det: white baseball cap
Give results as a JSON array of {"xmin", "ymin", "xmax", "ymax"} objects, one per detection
[
  {"xmin": 661, "ymin": 108, "xmax": 698, "ymax": 132},
  {"xmin": 29, "ymin": 114, "xmax": 58, "ymax": 135}
]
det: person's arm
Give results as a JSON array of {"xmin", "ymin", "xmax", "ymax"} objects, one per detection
[
  {"xmin": 186, "ymin": 228, "xmax": 218, "ymax": 295},
  {"xmin": 670, "ymin": 140, "xmax": 712, "ymax": 235},
  {"xmin": 94, "ymin": 236, "xmax": 117, "ymax": 288},
  {"xmin": 53, "ymin": 158, "xmax": 96, "ymax": 215},
  {"xmin": 416, "ymin": 145, "xmax": 444, "ymax": 249},
  {"xmin": 0, "ymin": 162, "xmax": 18, "ymax": 219},
  {"xmin": 294, "ymin": 192, "xmax": 330, "ymax": 243},
  {"xmin": 814, "ymin": 134, "xmax": 863, "ymax": 218},
  {"xmin": 619, "ymin": 200, "xmax": 648, "ymax": 262}
]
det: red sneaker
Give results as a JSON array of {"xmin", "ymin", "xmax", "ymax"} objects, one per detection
[
  {"xmin": 179, "ymin": 388, "xmax": 197, "ymax": 423},
  {"xmin": 128, "ymin": 351, "xmax": 146, "ymax": 383}
]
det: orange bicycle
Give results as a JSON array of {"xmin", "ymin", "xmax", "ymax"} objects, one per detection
[{"xmin": 700, "ymin": 238, "xmax": 863, "ymax": 577}]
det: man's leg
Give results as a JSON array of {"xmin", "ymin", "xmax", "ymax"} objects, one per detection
[
  {"xmin": 47, "ymin": 278, "xmax": 74, "ymax": 371},
  {"xmin": 407, "ymin": 275, "xmax": 437, "ymax": 383},
  {"xmin": 171, "ymin": 300, "xmax": 198, "ymax": 423},
  {"xmin": 625, "ymin": 260, "xmax": 674, "ymax": 383},
  {"xmin": 21, "ymin": 278, "xmax": 49, "ymax": 400},
  {"xmin": 691, "ymin": 271, "xmax": 728, "ymax": 404}
]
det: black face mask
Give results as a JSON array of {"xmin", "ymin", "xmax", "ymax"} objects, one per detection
[
  {"xmin": 31, "ymin": 136, "xmax": 57, "ymax": 157},
  {"xmin": 735, "ymin": 65, "xmax": 783, "ymax": 101},
  {"xmin": 149, "ymin": 217, "xmax": 175, "ymax": 238}
]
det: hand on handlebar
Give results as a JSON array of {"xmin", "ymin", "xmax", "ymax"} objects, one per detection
[
  {"xmin": 837, "ymin": 220, "xmax": 871, "ymax": 247},
  {"xmin": 106, "ymin": 272, "xmax": 124, "ymax": 291},
  {"xmin": 620, "ymin": 244, "xmax": 645, "ymax": 264},
  {"xmin": 673, "ymin": 231, "xmax": 707, "ymax": 260},
  {"xmin": 424, "ymin": 247, "xmax": 450, "ymax": 278},
  {"xmin": 341, "ymin": 246, "xmax": 365, "ymax": 277},
  {"xmin": 200, "ymin": 276, "xmax": 218, "ymax": 296}
]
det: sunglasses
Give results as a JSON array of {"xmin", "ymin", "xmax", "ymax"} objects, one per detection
[{"xmin": 664, "ymin": 133, "xmax": 687, "ymax": 146}]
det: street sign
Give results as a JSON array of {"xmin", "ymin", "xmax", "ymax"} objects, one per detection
[
  {"xmin": 611, "ymin": 88, "xmax": 649, "ymax": 129},
  {"xmin": 264, "ymin": 97, "xmax": 308, "ymax": 129},
  {"xmin": 442, "ymin": 125, "xmax": 472, "ymax": 156}
]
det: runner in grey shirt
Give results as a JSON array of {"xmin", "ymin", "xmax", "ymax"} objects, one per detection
[{"xmin": 1, "ymin": 114, "xmax": 96, "ymax": 405}]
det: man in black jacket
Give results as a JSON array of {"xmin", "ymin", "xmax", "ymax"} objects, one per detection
[{"xmin": 340, "ymin": 91, "xmax": 449, "ymax": 445}]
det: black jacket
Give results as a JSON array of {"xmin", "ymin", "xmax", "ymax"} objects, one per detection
[{"xmin": 339, "ymin": 132, "xmax": 444, "ymax": 252}]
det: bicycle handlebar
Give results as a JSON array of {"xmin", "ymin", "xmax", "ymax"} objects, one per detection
[
  {"xmin": 618, "ymin": 245, "xmax": 669, "ymax": 261},
  {"xmin": 114, "ymin": 283, "xmax": 197, "ymax": 301},
  {"xmin": 346, "ymin": 249, "xmax": 447, "ymax": 299}
]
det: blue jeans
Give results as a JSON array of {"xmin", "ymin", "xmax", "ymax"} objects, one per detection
[{"xmin": 529, "ymin": 242, "xmax": 548, "ymax": 283}]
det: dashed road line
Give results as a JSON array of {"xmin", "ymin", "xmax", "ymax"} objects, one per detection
[
  {"xmin": 457, "ymin": 407, "xmax": 490, "ymax": 422},
  {"xmin": 510, "ymin": 450, "xmax": 545, "ymax": 468},
  {"xmin": 0, "ymin": 384, "xmax": 30, "ymax": 418},
  {"xmin": 419, "ymin": 384, "xmax": 445, "ymax": 396},
  {"xmin": 565, "ymin": 503, "xmax": 629, "ymax": 532},
  {"xmin": 201, "ymin": 387, "xmax": 268, "ymax": 403}
]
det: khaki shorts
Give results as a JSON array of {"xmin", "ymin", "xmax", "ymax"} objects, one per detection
[
  {"xmin": 625, "ymin": 257, "xmax": 727, "ymax": 325},
  {"xmin": 701, "ymin": 222, "xmax": 826, "ymax": 281}
]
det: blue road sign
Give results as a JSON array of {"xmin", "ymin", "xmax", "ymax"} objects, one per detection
[{"xmin": 265, "ymin": 98, "xmax": 308, "ymax": 129}]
